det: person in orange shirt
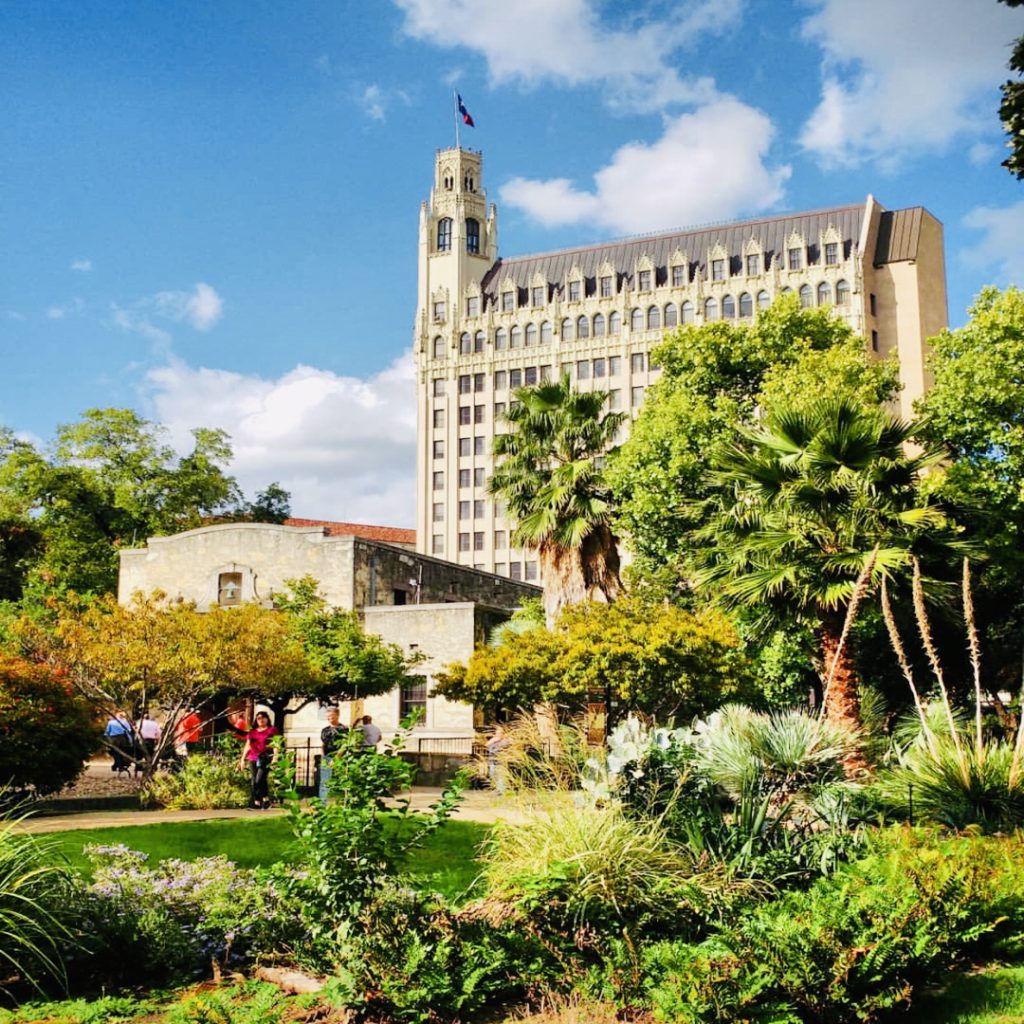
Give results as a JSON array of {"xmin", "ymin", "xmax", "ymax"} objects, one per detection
[{"xmin": 176, "ymin": 710, "xmax": 204, "ymax": 756}]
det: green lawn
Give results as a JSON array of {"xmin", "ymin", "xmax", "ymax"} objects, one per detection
[
  {"xmin": 42, "ymin": 815, "xmax": 489, "ymax": 900},
  {"xmin": 907, "ymin": 964, "xmax": 1024, "ymax": 1023}
]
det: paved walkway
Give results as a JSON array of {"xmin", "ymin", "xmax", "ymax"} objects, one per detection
[{"xmin": 19, "ymin": 787, "xmax": 531, "ymax": 833}]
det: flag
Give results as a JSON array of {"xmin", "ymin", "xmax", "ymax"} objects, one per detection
[{"xmin": 457, "ymin": 94, "xmax": 475, "ymax": 128}]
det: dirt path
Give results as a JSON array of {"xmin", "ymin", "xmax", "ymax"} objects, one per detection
[{"xmin": 19, "ymin": 787, "xmax": 530, "ymax": 833}]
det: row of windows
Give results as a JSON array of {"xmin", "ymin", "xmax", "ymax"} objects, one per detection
[
  {"xmin": 432, "ymin": 281, "xmax": 851, "ymax": 355},
  {"xmin": 429, "ymin": 536, "xmax": 540, "ymax": 583},
  {"xmin": 443, "ymin": 244, "xmax": 847, "ymax": 314},
  {"xmin": 431, "ymin": 437, "xmax": 488, "ymax": 467}
]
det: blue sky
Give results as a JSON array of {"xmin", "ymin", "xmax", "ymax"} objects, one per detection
[{"xmin": 2, "ymin": 0, "xmax": 1022, "ymax": 524}]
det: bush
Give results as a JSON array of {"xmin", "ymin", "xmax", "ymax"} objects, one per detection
[
  {"xmin": 67, "ymin": 844, "xmax": 292, "ymax": 989},
  {"xmin": 145, "ymin": 745, "xmax": 249, "ymax": 810},
  {"xmin": 0, "ymin": 655, "xmax": 100, "ymax": 796}
]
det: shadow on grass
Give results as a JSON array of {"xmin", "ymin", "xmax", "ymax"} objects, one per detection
[{"xmin": 908, "ymin": 964, "xmax": 1024, "ymax": 1023}]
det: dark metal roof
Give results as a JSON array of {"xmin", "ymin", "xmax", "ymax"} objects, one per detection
[
  {"xmin": 480, "ymin": 202, "xmax": 866, "ymax": 297},
  {"xmin": 874, "ymin": 208, "xmax": 923, "ymax": 264}
]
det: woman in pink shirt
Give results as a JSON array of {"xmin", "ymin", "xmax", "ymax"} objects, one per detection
[{"xmin": 238, "ymin": 711, "xmax": 279, "ymax": 809}]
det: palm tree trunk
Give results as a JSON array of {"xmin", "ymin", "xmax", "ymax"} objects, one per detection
[
  {"xmin": 539, "ymin": 526, "xmax": 622, "ymax": 628},
  {"xmin": 819, "ymin": 610, "xmax": 868, "ymax": 776}
]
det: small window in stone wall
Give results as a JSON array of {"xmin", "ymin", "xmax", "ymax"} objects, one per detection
[
  {"xmin": 218, "ymin": 572, "xmax": 243, "ymax": 606},
  {"xmin": 401, "ymin": 678, "xmax": 428, "ymax": 723}
]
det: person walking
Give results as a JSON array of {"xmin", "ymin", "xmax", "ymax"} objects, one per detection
[
  {"xmin": 359, "ymin": 714, "xmax": 382, "ymax": 750},
  {"xmin": 176, "ymin": 709, "xmax": 205, "ymax": 756},
  {"xmin": 318, "ymin": 707, "xmax": 346, "ymax": 800},
  {"xmin": 485, "ymin": 725, "xmax": 511, "ymax": 795},
  {"xmin": 138, "ymin": 710, "xmax": 161, "ymax": 765},
  {"xmin": 104, "ymin": 712, "xmax": 133, "ymax": 773},
  {"xmin": 238, "ymin": 710, "xmax": 279, "ymax": 809}
]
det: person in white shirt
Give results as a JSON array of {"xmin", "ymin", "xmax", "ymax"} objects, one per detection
[
  {"xmin": 359, "ymin": 715, "xmax": 382, "ymax": 749},
  {"xmin": 138, "ymin": 710, "xmax": 161, "ymax": 762}
]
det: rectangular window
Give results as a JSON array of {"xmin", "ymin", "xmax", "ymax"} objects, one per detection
[
  {"xmin": 473, "ymin": 531, "xmax": 484, "ymax": 551},
  {"xmin": 609, "ymin": 389, "xmax": 622, "ymax": 409},
  {"xmin": 458, "ymin": 375, "xmax": 471, "ymax": 394},
  {"xmin": 577, "ymin": 360, "xmax": 590, "ymax": 380},
  {"xmin": 871, "ymin": 330, "xmax": 879, "ymax": 352},
  {"xmin": 473, "ymin": 499, "xmax": 485, "ymax": 519},
  {"xmin": 474, "ymin": 436, "xmax": 485, "ymax": 456},
  {"xmin": 825, "ymin": 242, "xmax": 839, "ymax": 266},
  {"xmin": 474, "ymin": 372, "xmax": 485, "ymax": 392},
  {"xmin": 432, "ymin": 503, "xmax": 444, "ymax": 522},
  {"xmin": 432, "ymin": 534, "xmax": 443, "ymax": 554},
  {"xmin": 746, "ymin": 254, "xmax": 759, "ymax": 276},
  {"xmin": 459, "ymin": 468, "xmax": 470, "ymax": 487},
  {"xmin": 502, "ymin": 291, "xmax": 514, "ymax": 312},
  {"xmin": 609, "ymin": 355, "xmax": 622, "ymax": 376},
  {"xmin": 540, "ymin": 364, "xmax": 552, "ymax": 381},
  {"xmin": 474, "ymin": 467, "xmax": 485, "ymax": 487},
  {"xmin": 600, "ymin": 275, "xmax": 613, "ymax": 297},
  {"xmin": 458, "ymin": 532, "xmax": 470, "ymax": 552},
  {"xmin": 494, "ymin": 370, "xmax": 507, "ymax": 391},
  {"xmin": 459, "ymin": 500, "xmax": 470, "ymax": 520},
  {"xmin": 494, "ymin": 401, "xmax": 506, "ymax": 418},
  {"xmin": 493, "ymin": 530, "xmax": 506, "ymax": 550},
  {"xmin": 671, "ymin": 265, "xmax": 685, "ymax": 287},
  {"xmin": 788, "ymin": 248, "xmax": 802, "ymax": 270},
  {"xmin": 432, "ymin": 408, "xmax": 444, "ymax": 428},
  {"xmin": 532, "ymin": 285, "xmax": 545, "ymax": 307},
  {"xmin": 400, "ymin": 679, "xmax": 428, "ymax": 723},
  {"xmin": 474, "ymin": 404, "xmax": 485, "ymax": 424},
  {"xmin": 631, "ymin": 385, "xmax": 646, "ymax": 406},
  {"xmin": 509, "ymin": 562, "xmax": 522, "ymax": 581},
  {"xmin": 593, "ymin": 357, "xmax": 606, "ymax": 378},
  {"xmin": 432, "ymin": 471, "xmax": 444, "ymax": 490},
  {"xmin": 568, "ymin": 280, "xmax": 581, "ymax": 302},
  {"xmin": 466, "ymin": 296, "xmax": 479, "ymax": 317},
  {"xmin": 459, "ymin": 406, "xmax": 471, "ymax": 425},
  {"xmin": 712, "ymin": 259, "xmax": 726, "ymax": 281},
  {"xmin": 561, "ymin": 362, "xmax": 573, "ymax": 379},
  {"xmin": 432, "ymin": 439, "xmax": 444, "ymax": 458},
  {"xmin": 869, "ymin": 293, "xmax": 877, "ymax": 316},
  {"xmin": 495, "ymin": 562, "xmax": 507, "ymax": 577},
  {"xmin": 459, "ymin": 437, "xmax": 471, "ymax": 457},
  {"xmin": 525, "ymin": 561, "xmax": 538, "ymax": 582},
  {"xmin": 432, "ymin": 378, "xmax": 445, "ymax": 397},
  {"xmin": 525, "ymin": 366, "xmax": 538, "ymax": 386},
  {"xmin": 638, "ymin": 269, "xmax": 652, "ymax": 291},
  {"xmin": 630, "ymin": 352, "xmax": 645, "ymax": 372},
  {"xmin": 509, "ymin": 368, "xmax": 522, "ymax": 388},
  {"xmin": 432, "ymin": 300, "xmax": 446, "ymax": 322}
]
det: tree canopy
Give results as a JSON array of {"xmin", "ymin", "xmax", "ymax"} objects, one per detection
[
  {"xmin": 608, "ymin": 297, "xmax": 899, "ymax": 598},
  {"xmin": 999, "ymin": 0, "xmax": 1024, "ymax": 179},
  {"xmin": 434, "ymin": 597, "xmax": 751, "ymax": 721}
]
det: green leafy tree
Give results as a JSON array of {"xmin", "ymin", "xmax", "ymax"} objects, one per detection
[
  {"xmin": 435, "ymin": 597, "xmax": 750, "ymax": 720},
  {"xmin": 490, "ymin": 375, "xmax": 626, "ymax": 626},
  {"xmin": 999, "ymin": 0, "xmax": 1024, "ymax": 178},
  {"xmin": 608, "ymin": 297, "xmax": 898, "ymax": 597},
  {"xmin": 697, "ymin": 397, "xmax": 958, "ymax": 751}
]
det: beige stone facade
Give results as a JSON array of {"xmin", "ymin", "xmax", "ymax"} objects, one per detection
[
  {"xmin": 118, "ymin": 522, "xmax": 539, "ymax": 742},
  {"xmin": 413, "ymin": 147, "xmax": 948, "ymax": 573}
]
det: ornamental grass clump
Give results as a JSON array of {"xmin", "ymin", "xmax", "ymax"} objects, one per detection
[{"xmin": 144, "ymin": 744, "xmax": 249, "ymax": 810}]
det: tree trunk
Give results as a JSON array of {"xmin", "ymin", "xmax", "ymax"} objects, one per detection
[
  {"xmin": 819, "ymin": 610, "xmax": 869, "ymax": 777},
  {"xmin": 539, "ymin": 525, "xmax": 623, "ymax": 628}
]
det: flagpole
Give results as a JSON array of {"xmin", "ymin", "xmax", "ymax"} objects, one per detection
[{"xmin": 453, "ymin": 91, "xmax": 460, "ymax": 149}]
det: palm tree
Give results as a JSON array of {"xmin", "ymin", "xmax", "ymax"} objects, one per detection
[
  {"xmin": 698, "ymin": 397, "xmax": 954, "ymax": 755},
  {"xmin": 490, "ymin": 375, "xmax": 627, "ymax": 627}
]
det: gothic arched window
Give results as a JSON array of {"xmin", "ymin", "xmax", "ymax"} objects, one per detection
[
  {"xmin": 739, "ymin": 292, "xmax": 753, "ymax": 318},
  {"xmin": 494, "ymin": 327, "xmax": 507, "ymax": 350},
  {"xmin": 432, "ymin": 336, "xmax": 445, "ymax": 358},
  {"xmin": 474, "ymin": 331, "xmax": 485, "ymax": 353},
  {"xmin": 664, "ymin": 303, "xmax": 677, "ymax": 327},
  {"xmin": 681, "ymin": 301, "xmax": 694, "ymax": 324},
  {"xmin": 510, "ymin": 325, "xmax": 523, "ymax": 348},
  {"xmin": 540, "ymin": 321, "xmax": 552, "ymax": 344},
  {"xmin": 609, "ymin": 311, "xmax": 622, "ymax": 335},
  {"xmin": 835, "ymin": 279, "xmax": 850, "ymax": 306},
  {"xmin": 704, "ymin": 297, "xmax": 718, "ymax": 321},
  {"xmin": 757, "ymin": 289, "xmax": 771, "ymax": 311},
  {"xmin": 459, "ymin": 332, "xmax": 471, "ymax": 354},
  {"xmin": 722, "ymin": 295, "xmax": 736, "ymax": 319},
  {"xmin": 437, "ymin": 218, "xmax": 452, "ymax": 252},
  {"xmin": 817, "ymin": 282, "xmax": 832, "ymax": 306},
  {"xmin": 561, "ymin": 317, "xmax": 574, "ymax": 341},
  {"xmin": 631, "ymin": 308, "xmax": 643, "ymax": 331},
  {"xmin": 593, "ymin": 313, "xmax": 606, "ymax": 337},
  {"xmin": 799, "ymin": 284, "xmax": 813, "ymax": 308},
  {"xmin": 647, "ymin": 305, "xmax": 661, "ymax": 330},
  {"xmin": 525, "ymin": 323, "xmax": 537, "ymax": 347},
  {"xmin": 465, "ymin": 217, "xmax": 480, "ymax": 254},
  {"xmin": 577, "ymin": 315, "xmax": 590, "ymax": 339}
]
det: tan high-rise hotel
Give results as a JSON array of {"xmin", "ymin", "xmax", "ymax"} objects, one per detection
[{"xmin": 413, "ymin": 146, "xmax": 948, "ymax": 577}]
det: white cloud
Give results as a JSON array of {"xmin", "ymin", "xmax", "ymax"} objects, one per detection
[
  {"xmin": 144, "ymin": 354, "xmax": 417, "ymax": 526},
  {"xmin": 154, "ymin": 282, "xmax": 224, "ymax": 331},
  {"xmin": 111, "ymin": 305, "xmax": 172, "ymax": 346},
  {"xmin": 800, "ymin": 0, "xmax": 1021, "ymax": 168},
  {"xmin": 362, "ymin": 85, "xmax": 387, "ymax": 122},
  {"xmin": 394, "ymin": 0, "xmax": 736, "ymax": 112},
  {"xmin": 500, "ymin": 97, "xmax": 790, "ymax": 234},
  {"xmin": 961, "ymin": 200, "xmax": 1024, "ymax": 287},
  {"xmin": 45, "ymin": 298, "xmax": 84, "ymax": 320},
  {"xmin": 70, "ymin": 258, "xmax": 92, "ymax": 272}
]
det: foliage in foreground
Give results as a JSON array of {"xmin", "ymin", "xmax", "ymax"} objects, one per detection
[{"xmin": 144, "ymin": 746, "xmax": 250, "ymax": 810}]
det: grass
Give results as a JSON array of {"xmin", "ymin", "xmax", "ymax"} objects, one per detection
[
  {"xmin": 907, "ymin": 964, "xmax": 1024, "ymax": 1023},
  {"xmin": 43, "ymin": 816, "xmax": 488, "ymax": 900}
]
